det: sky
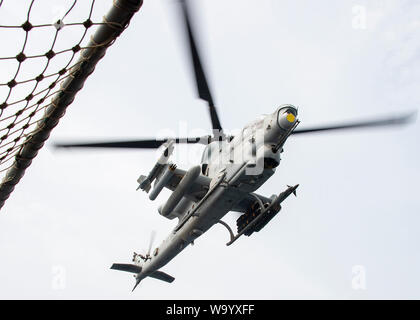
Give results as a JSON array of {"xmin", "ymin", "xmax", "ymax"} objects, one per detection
[{"xmin": 0, "ymin": 0, "xmax": 419, "ymax": 299}]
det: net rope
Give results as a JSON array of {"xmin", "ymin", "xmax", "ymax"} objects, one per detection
[
  {"xmin": 0, "ymin": 0, "xmax": 143, "ymax": 209},
  {"xmin": 0, "ymin": 0, "xmax": 108, "ymax": 173}
]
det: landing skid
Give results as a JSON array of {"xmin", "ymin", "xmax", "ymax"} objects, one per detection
[{"xmin": 217, "ymin": 220, "xmax": 235, "ymax": 245}]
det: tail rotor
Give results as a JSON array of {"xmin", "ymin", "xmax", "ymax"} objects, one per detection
[
  {"xmin": 132, "ymin": 230, "xmax": 157, "ymax": 263},
  {"xmin": 146, "ymin": 230, "xmax": 157, "ymax": 260}
]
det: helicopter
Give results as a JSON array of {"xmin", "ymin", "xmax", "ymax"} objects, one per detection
[{"xmin": 55, "ymin": 0, "xmax": 415, "ymax": 291}]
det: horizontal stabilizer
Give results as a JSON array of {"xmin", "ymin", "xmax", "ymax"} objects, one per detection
[
  {"xmin": 149, "ymin": 270, "xmax": 175, "ymax": 283},
  {"xmin": 111, "ymin": 263, "xmax": 142, "ymax": 274}
]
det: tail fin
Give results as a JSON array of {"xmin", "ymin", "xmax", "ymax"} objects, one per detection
[{"xmin": 132, "ymin": 279, "xmax": 141, "ymax": 292}]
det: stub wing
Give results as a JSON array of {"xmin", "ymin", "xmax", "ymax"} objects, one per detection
[
  {"xmin": 232, "ymin": 192, "xmax": 273, "ymax": 214},
  {"xmin": 227, "ymin": 185, "xmax": 299, "ymax": 246},
  {"xmin": 139, "ymin": 164, "xmax": 211, "ymax": 202},
  {"xmin": 136, "ymin": 141, "xmax": 211, "ymax": 202}
]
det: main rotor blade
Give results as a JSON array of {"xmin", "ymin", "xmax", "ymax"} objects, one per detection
[
  {"xmin": 291, "ymin": 111, "xmax": 416, "ymax": 135},
  {"xmin": 54, "ymin": 137, "xmax": 206, "ymax": 149},
  {"xmin": 147, "ymin": 230, "xmax": 156, "ymax": 257},
  {"xmin": 178, "ymin": 0, "xmax": 223, "ymax": 132}
]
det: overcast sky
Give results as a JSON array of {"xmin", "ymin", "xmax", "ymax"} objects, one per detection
[{"xmin": 0, "ymin": 0, "xmax": 419, "ymax": 299}]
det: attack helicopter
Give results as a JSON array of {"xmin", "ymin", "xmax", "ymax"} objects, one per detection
[{"xmin": 56, "ymin": 0, "xmax": 415, "ymax": 291}]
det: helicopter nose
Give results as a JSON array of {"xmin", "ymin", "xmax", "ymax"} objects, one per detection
[{"xmin": 277, "ymin": 105, "xmax": 298, "ymax": 130}]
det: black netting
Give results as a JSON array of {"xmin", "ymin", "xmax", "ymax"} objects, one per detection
[
  {"xmin": 0, "ymin": 0, "xmax": 143, "ymax": 209},
  {"xmin": 0, "ymin": 0, "xmax": 106, "ymax": 173}
]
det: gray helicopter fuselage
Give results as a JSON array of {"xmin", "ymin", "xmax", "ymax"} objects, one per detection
[{"xmin": 135, "ymin": 105, "xmax": 298, "ymax": 282}]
